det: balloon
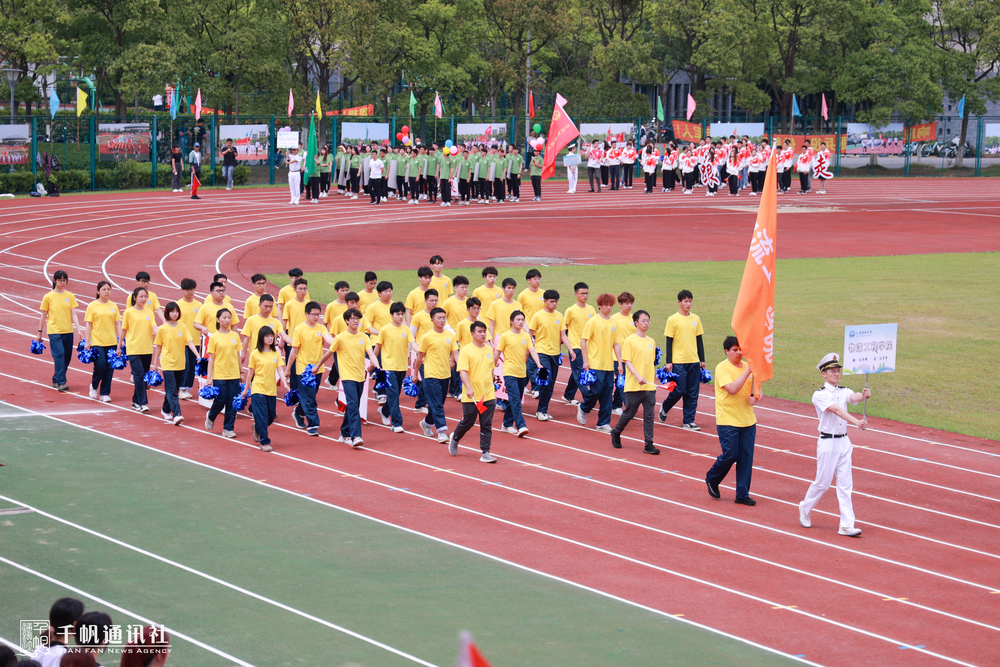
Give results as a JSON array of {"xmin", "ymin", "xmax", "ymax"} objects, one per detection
[
  {"xmin": 400, "ymin": 125, "xmax": 409, "ymax": 135},
  {"xmin": 396, "ymin": 132, "xmax": 403, "ymax": 140},
  {"xmin": 403, "ymin": 136, "xmax": 411, "ymax": 145},
  {"xmin": 533, "ymin": 123, "xmax": 542, "ymax": 134},
  {"xmin": 445, "ymin": 139, "xmax": 453, "ymax": 148},
  {"xmin": 442, "ymin": 148, "xmax": 449, "ymax": 155},
  {"xmin": 450, "ymin": 145, "xmax": 458, "ymax": 155}
]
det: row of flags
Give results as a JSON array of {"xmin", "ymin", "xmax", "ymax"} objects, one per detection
[{"xmin": 46, "ymin": 83, "xmax": 202, "ymax": 120}]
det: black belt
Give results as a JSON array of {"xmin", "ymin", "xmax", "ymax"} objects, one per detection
[{"xmin": 820, "ymin": 432, "xmax": 846, "ymax": 439}]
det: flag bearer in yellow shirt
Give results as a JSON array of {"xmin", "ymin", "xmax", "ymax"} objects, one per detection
[
  {"xmin": 412, "ymin": 307, "xmax": 459, "ymax": 443},
  {"xmin": 319, "ymin": 308, "xmax": 382, "ymax": 447},
  {"xmin": 449, "ymin": 320, "xmax": 498, "ymax": 463},
  {"xmin": 611, "ymin": 310, "xmax": 660, "ymax": 455},
  {"xmin": 287, "ymin": 301, "xmax": 335, "ymax": 437},
  {"xmin": 658, "ymin": 289, "xmax": 706, "ymax": 430}
]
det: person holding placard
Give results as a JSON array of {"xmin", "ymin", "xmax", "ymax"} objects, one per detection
[
  {"xmin": 564, "ymin": 144, "xmax": 579, "ymax": 194},
  {"xmin": 798, "ymin": 353, "xmax": 871, "ymax": 537}
]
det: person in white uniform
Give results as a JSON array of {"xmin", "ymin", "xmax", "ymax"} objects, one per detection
[
  {"xmin": 798, "ymin": 352, "xmax": 872, "ymax": 537},
  {"xmin": 565, "ymin": 143, "xmax": 579, "ymax": 193},
  {"xmin": 286, "ymin": 146, "xmax": 302, "ymax": 205}
]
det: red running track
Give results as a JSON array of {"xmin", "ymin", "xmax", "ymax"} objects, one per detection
[{"xmin": 1, "ymin": 180, "xmax": 998, "ymax": 666}]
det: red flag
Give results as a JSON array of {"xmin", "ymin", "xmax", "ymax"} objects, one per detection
[
  {"xmin": 730, "ymin": 150, "xmax": 777, "ymax": 394},
  {"xmin": 191, "ymin": 172, "xmax": 201, "ymax": 197},
  {"xmin": 194, "ymin": 89, "xmax": 202, "ymax": 120},
  {"xmin": 457, "ymin": 631, "xmax": 492, "ymax": 667},
  {"xmin": 541, "ymin": 99, "xmax": 580, "ymax": 180},
  {"xmin": 528, "ymin": 92, "xmax": 535, "ymax": 119},
  {"xmin": 475, "ymin": 398, "xmax": 487, "ymax": 414},
  {"xmin": 821, "ymin": 94, "xmax": 829, "ymax": 121}
]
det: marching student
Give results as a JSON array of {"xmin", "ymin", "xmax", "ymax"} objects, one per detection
[
  {"xmin": 410, "ymin": 289, "xmax": 440, "ymax": 343},
  {"xmin": 374, "ymin": 302, "xmax": 416, "ymax": 433},
  {"xmin": 621, "ymin": 140, "xmax": 637, "ymax": 189},
  {"xmin": 204, "ymin": 308, "xmax": 243, "ymax": 438},
  {"xmin": 287, "ymin": 301, "xmax": 335, "ymax": 436},
  {"xmin": 662, "ymin": 144, "xmax": 678, "ymax": 192},
  {"xmin": 128, "ymin": 271, "xmax": 163, "ymax": 323},
  {"xmin": 517, "ymin": 268, "xmax": 545, "ymax": 392},
  {"xmin": 240, "ymin": 293, "xmax": 288, "ymax": 368},
  {"xmin": 496, "ymin": 310, "xmax": 542, "ymax": 437},
  {"xmin": 357, "ymin": 271, "xmax": 380, "ymax": 313},
  {"xmin": 797, "ymin": 139, "xmax": 815, "ymax": 194},
  {"xmin": 576, "ymin": 293, "xmax": 618, "ymax": 432},
  {"xmin": 529, "ymin": 289, "xmax": 574, "ymax": 421},
  {"xmin": 84, "ymin": 281, "xmax": 122, "ymax": 403},
  {"xmin": 281, "ymin": 278, "xmax": 310, "ymax": 352},
  {"xmin": 201, "ymin": 273, "xmax": 234, "ymax": 308},
  {"xmin": 449, "ymin": 320, "xmax": 498, "ymax": 462},
  {"xmin": 405, "ymin": 266, "xmax": 434, "ymax": 323},
  {"xmin": 562, "ymin": 282, "xmax": 595, "ymax": 406},
  {"xmin": 329, "ymin": 292, "xmax": 371, "ymax": 337},
  {"xmin": 443, "ymin": 275, "xmax": 470, "ymax": 329},
  {"xmin": 472, "ymin": 266, "xmax": 502, "ymax": 315},
  {"xmin": 412, "ymin": 307, "xmax": 459, "ymax": 443},
  {"xmin": 120, "ymin": 286, "xmax": 156, "ymax": 412},
  {"xmin": 610, "ymin": 309, "xmax": 660, "ymax": 454},
  {"xmin": 37, "ymin": 270, "xmax": 81, "ymax": 392},
  {"xmin": 324, "ymin": 280, "xmax": 351, "ymax": 330},
  {"xmin": 175, "ymin": 278, "xmax": 201, "ymax": 399},
  {"xmin": 318, "ymin": 308, "xmax": 382, "ymax": 447},
  {"xmin": 700, "ymin": 147, "xmax": 720, "ymax": 196},
  {"xmin": 814, "ymin": 141, "xmax": 833, "ymax": 194},
  {"xmin": 364, "ymin": 281, "xmax": 395, "ymax": 336},
  {"xmin": 610, "ymin": 292, "xmax": 636, "ymax": 414},
  {"xmin": 585, "ymin": 141, "xmax": 603, "ymax": 192},
  {"xmin": 286, "ymin": 145, "xmax": 302, "ymax": 205},
  {"xmin": 456, "ymin": 297, "xmax": 482, "ymax": 351},
  {"xmin": 242, "ymin": 326, "xmax": 289, "ymax": 452},
  {"xmin": 641, "ymin": 144, "xmax": 658, "ymax": 193},
  {"xmin": 428, "ymin": 255, "xmax": 453, "ymax": 299},
  {"xmin": 277, "ymin": 268, "xmax": 309, "ymax": 322},
  {"xmin": 486, "ymin": 277, "xmax": 519, "ymax": 341},
  {"xmin": 658, "ymin": 289, "xmax": 706, "ymax": 430},
  {"xmin": 195, "ymin": 282, "xmax": 240, "ymax": 336},
  {"xmin": 152, "ymin": 302, "xmax": 198, "ymax": 426},
  {"xmin": 243, "ymin": 274, "xmax": 269, "ymax": 320}
]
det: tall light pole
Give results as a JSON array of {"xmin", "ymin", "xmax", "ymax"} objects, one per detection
[{"xmin": 3, "ymin": 69, "xmax": 19, "ymax": 120}]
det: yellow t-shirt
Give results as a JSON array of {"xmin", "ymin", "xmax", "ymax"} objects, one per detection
[
  {"xmin": 485, "ymin": 298, "xmax": 519, "ymax": 336},
  {"xmin": 240, "ymin": 315, "xmax": 284, "ymax": 349},
  {"xmin": 127, "ymin": 290, "xmax": 160, "ymax": 311},
  {"xmin": 154, "ymin": 323, "xmax": 193, "ymax": 371},
  {"xmin": 442, "ymin": 295, "xmax": 468, "ymax": 330},
  {"xmin": 621, "ymin": 334, "xmax": 656, "ymax": 392},
  {"xmin": 243, "ymin": 293, "xmax": 265, "ymax": 320},
  {"xmin": 581, "ymin": 316, "xmax": 616, "ymax": 371},
  {"xmin": 208, "ymin": 330, "xmax": 243, "ymax": 380},
  {"xmin": 330, "ymin": 313, "xmax": 370, "ymax": 337},
  {"xmin": 177, "ymin": 299, "xmax": 201, "ymax": 342},
  {"xmin": 40, "ymin": 290, "xmax": 78, "ymax": 334},
  {"xmin": 456, "ymin": 319, "xmax": 476, "ymax": 348},
  {"xmin": 458, "ymin": 343, "xmax": 496, "ymax": 403},
  {"xmin": 611, "ymin": 312, "xmax": 637, "ymax": 344},
  {"xmin": 410, "ymin": 310, "xmax": 434, "ymax": 342},
  {"xmin": 405, "ymin": 287, "xmax": 429, "ymax": 316},
  {"xmin": 357, "ymin": 290, "xmax": 379, "ymax": 314},
  {"xmin": 429, "ymin": 274, "xmax": 453, "ymax": 300},
  {"xmin": 84, "ymin": 299, "xmax": 120, "ymax": 347},
  {"xmin": 121, "ymin": 306, "xmax": 155, "ymax": 355},
  {"xmin": 516, "ymin": 288, "xmax": 545, "ymax": 323},
  {"xmin": 196, "ymin": 301, "xmax": 240, "ymax": 335},
  {"xmin": 418, "ymin": 329, "xmax": 457, "ymax": 379},
  {"xmin": 329, "ymin": 331, "xmax": 372, "ymax": 382},
  {"xmin": 376, "ymin": 324, "xmax": 414, "ymax": 372},
  {"xmin": 249, "ymin": 349, "xmax": 283, "ymax": 396},
  {"xmin": 278, "ymin": 284, "xmax": 310, "ymax": 307},
  {"xmin": 292, "ymin": 322, "xmax": 329, "ymax": 374},
  {"xmin": 715, "ymin": 359, "xmax": 756, "ymax": 427},
  {"xmin": 202, "ymin": 294, "xmax": 233, "ymax": 308},
  {"xmin": 324, "ymin": 301, "xmax": 349, "ymax": 328},
  {"xmin": 564, "ymin": 303, "xmax": 596, "ymax": 349},
  {"xmin": 472, "ymin": 284, "xmax": 503, "ymax": 314},
  {"xmin": 282, "ymin": 299, "xmax": 308, "ymax": 334},
  {"xmin": 364, "ymin": 300, "xmax": 393, "ymax": 334},
  {"xmin": 496, "ymin": 330, "xmax": 533, "ymax": 378},
  {"xmin": 528, "ymin": 309, "xmax": 565, "ymax": 356},
  {"xmin": 664, "ymin": 312, "xmax": 704, "ymax": 364}
]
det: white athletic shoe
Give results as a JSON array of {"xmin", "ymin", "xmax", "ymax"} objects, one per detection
[
  {"xmin": 838, "ymin": 526, "xmax": 862, "ymax": 537},
  {"xmin": 480, "ymin": 452, "xmax": 497, "ymax": 463},
  {"xmin": 798, "ymin": 501, "xmax": 811, "ymax": 528},
  {"xmin": 89, "ymin": 387, "xmax": 98, "ymax": 399},
  {"xmin": 536, "ymin": 412, "xmax": 552, "ymax": 421},
  {"xmin": 576, "ymin": 406, "xmax": 587, "ymax": 425},
  {"xmin": 99, "ymin": 395, "xmax": 111, "ymax": 403},
  {"xmin": 612, "ymin": 408, "xmax": 623, "ymax": 415},
  {"xmin": 178, "ymin": 390, "xmax": 193, "ymax": 400},
  {"xmin": 419, "ymin": 420, "xmax": 435, "ymax": 438},
  {"xmin": 172, "ymin": 415, "xmax": 184, "ymax": 426},
  {"xmin": 595, "ymin": 425, "xmax": 612, "ymax": 433},
  {"xmin": 505, "ymin": 426, "xmax": 518, "ymax": 435},
  {"xmin": 517, "ymin": 426, "xmax": 529, "ymax": 437},
  {"xmin": 392, "ymin": 426, "xmax": 404, "ymax": 433},
  {"xmin": 381, "ymin": 413, "xmax": 391, "ymax": 426},
  {"xmin": 436, "ymin": 430, "xmax": 449, "ymax": 444},
  {"xmin": 222, "ymin": 430, "xmax": 236, "ymax": 438}
]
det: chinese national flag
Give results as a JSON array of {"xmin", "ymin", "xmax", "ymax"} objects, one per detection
[
  {"xmin": 541, "ymin": 99, "xmax": 580, "ymax": 180},
  {"xmin": 730, "ymin": 150, "xmax": 777, "ymax": 394}
]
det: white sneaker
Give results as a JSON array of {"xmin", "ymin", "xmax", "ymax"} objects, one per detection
[
  {"xmin": 612, "ymin": 408, "xmax": 623, "ymax": 415},
  {"xmin": 596, "ymin": 424, "xmax": 612, "ymax": 433},
  {"xmin": 139, "ymin": 405, "xmax": 149, "ymax": 413},
  {"xmin": 531, "ymin": 390, "xmax": 539, "ymax": 399},
  {"xmin": 351, "ymin": 436, "xmax": 364, "ymax": 448},
  {"xmin": 222, "ymin": 430, "xmax": 236, "ymax": 438},
  {"xmin": 89, "ymin": 387, "xmax": 98, "ymax": 399},
  {"xmin": 351, "ymin": 194, "xmax": 358, "ymax": 199},
  {"xmin": 576, "ymin": 406, "xmax": 587, "ymax": 425},
  {"xmin": 536, "ymin": 412, "xmax": 552, "ymax": 421},
  {"xmin": 416, "ymin": 406, "xmax": 429, "ymax": 414},
  {"xmin": 419, "ymin": 420, "xmax": 435, "ymax": 438},
  {"xmin": 178, "ymin": 390, "xmax": 193, "ymax": 400},
  {"xmin": 377, "ymin": 394, "xmax": 387, "ymax": 405},
  {"xmin": 517, "ymin": 426, "xmax": 529, "ymax": 438},
  {"xmin": 99, "ymin": 395, "xmax": 111, "ymax": 403},
  {"xmin": 205, "ymin": 415, "xmax": 215, "ymax": 430},
  {"xmin": 564, "ymin": 398, "xmax": 580, "ymax": 406},
  {"xmin": 448, "ymin": 433, "xmax": 458, "ymax": 456},
  {"xmin": 172, "ymin": 415, "xmax": 184, "ymax": 426},
  {"xmin": 798, "ymin": 501, "xmax": 811, "ymax": 528},
  {"xmin": 838, "ymin": 526, "xmax": 862, "ymax": 537},
  {"xmin": 480, "ymin": 452, "xmax": 497, "ymax": 463},
  {"xmin": 436, "ymin": 430, "xmax": 449, "ymax": 444},
  {"xmin": 392, "ymin": 426, "xmax": 404, "ymax": 433},
  {"xmin": 161, "ymin": 410, "xmax": 172, "ymax": 421},
  {"xmin": 505, "ymin": 426, "xmax": 518, "ymax": 435},
  {"xmin": 381, "ymin": 413, "xmax": 391, "ymax": 426},
  {"xmin": 226, "ymin": 186, "xmax": 232, "ymax": 191}
]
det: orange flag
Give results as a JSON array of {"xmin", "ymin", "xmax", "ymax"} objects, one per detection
[
  {"xmin": 457, "ymin": 631, "xmax": 493, "ymax": 667},
  {"xmin": 730, "ymin": 150, "xmax": 777, "ymax": 394}
]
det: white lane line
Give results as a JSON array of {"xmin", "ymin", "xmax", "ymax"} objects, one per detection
[{"xmin": 0, "ymin": 556, "xmax": 255, "ymax": 666}]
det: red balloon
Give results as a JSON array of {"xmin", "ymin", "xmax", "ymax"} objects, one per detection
[
  {"xmin": 396, "ymin": 132, "xmax": 403, "ymax": 140},
  {"xmin": 400, "ymin": 125, "xmax": 410, "ymax": 134}
]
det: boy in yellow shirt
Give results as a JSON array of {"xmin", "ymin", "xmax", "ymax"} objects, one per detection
[
  {"xmin": 442, "ymin": 275, "xmax": 469, "ymax": 329},
  {"xmin": 282, "ymin": 278, "xmax": 310, "ymax": 351},
  {"xmin": 240, "ymin": 294, "xmax": 289, "ymax": 369},
  {"xmin": 412, "ymin": 307, "xmax": 458, "ymax": 443},
  {"xmin": 517, "ymin": 268, "xmax": 545, "ymax": 393},
  {"xmin": 374, "ymin": 302, "xmax": 417, "ymax": 432},
  {"xmin": 528, "ymin": 289, "xmax": 575, "ymax": 421},
  {"xmin": 449, "ymin": 320, "xmax": 498, "ymax": 463},
  {"xmin": 176, "ymin": 277, "xmax": 201, "ymax": 398},
  {"xmin": 243, "ymin": 273, "xmax": 269, "ymax": 320},
  {"xmin": 496, "ymin": 310, "xmax": 542, "ymax": 437},
  {"xmin": 562, "ymin": 282, "xmax": 595, "ymax": 405},
  {"xmin": 405, "ymin": 266, "xmax": 433, "ymax": 324},
  {"xmin": 409, "ymin": 289, "xmax": 440, "ymax": 342},
  {"xmin": 195, "ymin": 281, "xmax": 241, "ymax": 336},
  {"xmin": 364, "ymin": 280, "xmax": 394, "ymax": 336},
  {"xmin": 286, "ymin": 301, "xmax": 335, "ymax": 434},
  {"xmin": 319, "ymin": 308, "xmax": 382, "ymax": 447},
  {"xmin": 705, "ymin": 336, "xmax": 760, "ymax": 503},
  {"xmin": 428, "ymin": 255, "xmax": 453, "ymax": 299},
  {"xmin": 324, "ymin": 280, "xmax": 351, "ymax": 329},
  {"xmin": 357, "ymin": 271, "xmax": 379, "ymax": 314},
  {"xmin": 472, "ymin": 266, "xmax": 502, "ymax": 314},
  {"xmin": 658, "ymin": 289, "xmax": 706, "ymax": 430},
  {"xmin": 611, "ymin": 310, "xmax": 661, "ymax": 454},
  {"xmin": 610, "ymin": 291, "xmax": 637, "ymax": 414},
  {"xmin": 486, "ymin": 277, "xmax": 519, "ymax": 342},
  {"xmin": 577, "ymin": 293, "xmax": 619, "ymax": 432},
  {"xmin": 277, "ymin": 268, "xmax": 309, "ymax": 321}
]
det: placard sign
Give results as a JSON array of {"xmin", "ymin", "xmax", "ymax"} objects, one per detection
[
  {"xmin": 843, "ymin": 323, "xmax": 897, "ymax": 375},
  {"xmin": 276, "ymin": 131, "xmax": 299, "ymax": 149}
]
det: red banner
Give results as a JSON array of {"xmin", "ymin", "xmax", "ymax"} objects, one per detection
[
  {"xmin": 772, "ymin": 134, "xmax": 845, "ymax": 153},
  {"xmin": 325, "ymin": 104, "xmax": 374, "ymax": 117},
  {"xmin": 672, "ymin": 120, "xmax": 703, "ymax": 142},
  {"xmin": 904, "ymin": 123, "xmax": 937, "ymax": 142},
  {"xmin": 542, "ymin": 103, "xmax": 580, "ymax": 180}
]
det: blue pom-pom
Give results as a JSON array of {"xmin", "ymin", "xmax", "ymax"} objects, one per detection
[
  {"xmin": 232, "ymin": 393, "xmax": 248, "ymax": 411},
  {"xmin": 77, "ymin": 340, "xmax": 85, "ymax": 353},
  {"xmin": 701, "ymin": 368, "xmax": 713, "ymax": 383},
  {"xmin": 299, "ymin": 363, "xmax": 318, "ymax": 388},
  {"xmin": 108, "ymin": 350, "xmax": 128, "ymax": 370},
  {"xmin": 580, "ymin": 369, "xmax": 597, "ymax": 386},
  {"xmin": 372, "ymin": 369, "xmax": 389, "ymax": 392},
  {"xmin": 494, "ymin": 381, "xmax": 501, "ymax": 391},
  {"xmin": 194, "ymin": 357, "xmax": 208, "ymax": 377},
  {"xmin": 120, "ymin": 343, "xmax": 127, "ymax": 358},
  {"xmin": 557, "ymin": 355, "xmax": 563, "ymax": 366},
  {"xmin": 30, "ymin": 340, "xmax": 46, "ymax": 355},
  {"xmin": 616, "ymin": 373, "xmax": 625, "ymax": 390},
  {"xmin": 655, "ymin": 367, "xmax": 679, "ymax": 384},
  {"xmin": 144, "ymin": 370, "xmax": 163, "ymax": 387},
  {"xmin": 284, "ymin": 389, "xmax": 299, "ymax": 406},
  {"xmin": 496, "ymin": 398, "xmax": 509, "ymax": 412},
  {"xmin": 77, "ymin": 347, "xmax": 97, "ymax": 364},
  {"xmin": 654, "ymin": 347, "xmax": 662, "ymax": 365},
  {"xmin": 402, "ymin": 376, "xmax": 421, "ymax": 397},
  {"xmin": 537, "ymin": 367, "xmax": 549, "ymax": 382},
  {"xmin": 199, "ymin": 385, "xmax": 220, "ymax": 399},
  {"xmin": 535, "ymin": 376, "xmax": 550, "ymax": 387}
]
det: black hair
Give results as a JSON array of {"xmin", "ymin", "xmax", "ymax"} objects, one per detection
[
  {"xmin": 216, "ymin": 307, "xmax": 232, "ymax": 328},
  {"xmin": 723, "ymin": 335, "xmax": 740, "ymax": 351},
  {"xmin": 51, "ymin": 270, "xmax": 68, "ymax": 288},
  {"xmin": 471, "ymin": 320, "xmax": 487, "ymax": 333},
  {"xmin": 525, "ymin": 268, "xmax": 541, "ymax": 280},
  {"xmin": 75, "ymin": 611, "xmax": 113, "ymax": 647},
  {"xmin": 0, "ymin": 646, "xmax": 15, "ymax": 667},
  {"xmin": 294, "ymin": 277, "xmax": 308, "ymax": 288},
  {"xmin": 209, "ymin": 281, "xmax": 224, "ymax": 293},
  {"xmin": 214, "ymin": 273, "xmax": 227, "ymax": 282},
  {"xmin": 509, "ymin": 309, "xmax": 525, "ymax": 322},
  {"xmin": 335, "ymin": 280, "xmax": 350, "ymax": 291},
  {"xmin": 501, "ymin": 277, "xmax": 517, "ymax": 288},
  {"xmin": 259, "ymin": 293, "xmax": 274, "ymax": 304},
  {"xmin": 677, "ymin": 289, "xmax": 693, "ymax": 301},
  {"xmin": 453, "ymin": 275, "xmax": 469, "ymax": 287},
  {"xmin": 49, "ymin": 597, "xmax": 85, "ymax": 634},
  {"xmin": 95, "ymin": 280, "xmax": 111, "ymax": 298},
  {"xmin": 163, "ymin": 302, "xmax": 181, "ymax": 321},
  {"xmin": 365, "ymin": 271, "xmax": 378, "ymax": 282},
  {"xmin": 130, "ymin": 286, "xmax": 148, "ymax": 306},
  {"xmin": 377, "ymin": 280, "xmax": 393, "ymax": 293},
  {"xmin": 345, "ymin": 291, "xmax": 359, "ymax": 302},
  {"xmin": 466, "ymin": 297, "xmax": 481, "ymax": 308},
  {"xmin": 251, "ymin": 273, "xmax": 266, "ymax": 284},
  {"xmin": 617, "ymin": 292, "xmax": 635, "ymax": 304},
  {"xmin": 429, "ymin": 307, "xmax": 446, "ymax": 318},
  {"xmin": 424, "ymin": 289, "xmax": 439, "ymax": 300},
  {"xmin": 482, "ymin": 266, "xmax": 498, "ymax": 278},
  {"xmin": 135, "ymin": 271, "xmax": 150, "ymax": 282},
  {"xmin": 573, "ymin": 282, "xmax": 588, "ymax": 293},
  {"xmin": 543, "ymin": 289, "xmax": 560, "ymax": 301},
  {"xmin": 389, "ymin": 301, "xmax": 405, "ymax": 315},
  {"xmin": 633, "ymin": 309, "xmax": 650, "ymax": 322},
  {"xmin": 180, "ymin": 278, "xmax": 197, "ymax": 290},
  {"xmin": 343, "ymin": 307, "xmax": 362, "ymax": 321},
  {"xmin": 417, "ymin": 266, "xmax": 433, "ymax": 278},
  {"xmin": 305, "ymin": 300, "xmax": 321, "ymax": 314},
  {"xmin": 288, "ymin": 268, "xmax": 303, "ymax": 278},
  {"xmin": 256, "ymin": 326, "xmax": 277, "ymax": 352},
  {"xmin": 429, "ymin": 254, "xmax": 444, "ymax": 264}
]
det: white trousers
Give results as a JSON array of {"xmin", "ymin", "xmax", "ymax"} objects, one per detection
[
  {"xmin": 567, "ymin": 166, "xmax": 578, "ymax": 193},
  {"xmin": 801, "ymin": 436, "xmax": 855, "ymax": 528},
  {"xmin": 288, "ymin": 171, "xmax": 301, "ymax": 204}
]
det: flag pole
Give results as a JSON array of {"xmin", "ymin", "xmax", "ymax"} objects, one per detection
[{"xmin": 863, "ymin": 372, "xmax": 869, "ymax": 420}]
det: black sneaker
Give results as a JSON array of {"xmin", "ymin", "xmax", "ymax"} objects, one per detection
[
  {"xmin": 734, "ymin": 496, "xmax": 757, "ymax": 506},
  {"xmin": 706, "ymin": 479, "xmax": 720, "ymax": 499},
  {"xmin": 643, "ymin": 443, "xmax": 660, "ymax": 455},
  {"xmin": 611, "ymin": 431, "xmax": 622, "ymax": 449}
]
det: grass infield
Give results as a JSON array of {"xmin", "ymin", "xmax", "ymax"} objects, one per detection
[{"xmin": 270, "ymin": 252, "xmax": 998, "ymax": 441}]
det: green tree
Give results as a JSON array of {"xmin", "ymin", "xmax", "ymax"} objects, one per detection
[{"xmin": 0, "ymin": 0, "xmax": 70, "ymax": 115}]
